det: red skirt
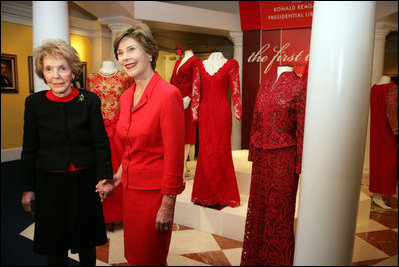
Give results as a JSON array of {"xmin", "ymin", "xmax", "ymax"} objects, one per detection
[
  {"xmin": 123, "ymin": 188, "xmax": 174, "ymax": 266},
  {"xmin": 241, "ymin": 146, "xmax": 299, "ymax": 266}
]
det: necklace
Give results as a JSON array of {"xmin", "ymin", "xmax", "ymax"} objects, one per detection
[{"xmin": 99, "ymin": 68, "xmax": 118, "ymax": 77}]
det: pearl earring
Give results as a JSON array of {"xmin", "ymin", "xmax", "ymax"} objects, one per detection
[{"xmin": 148, "ymin": 55, "xmax": 152, "ymax": 62}]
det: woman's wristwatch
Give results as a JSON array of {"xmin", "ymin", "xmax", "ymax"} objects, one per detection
[{"xmin": 167, "ymin": 194, "xmax": 176, "ymax": 199}]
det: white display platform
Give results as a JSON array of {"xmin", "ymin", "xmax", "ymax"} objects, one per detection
[{"xmin": 174, "ymin": 150, "xmax": 370, "ymax": 242}]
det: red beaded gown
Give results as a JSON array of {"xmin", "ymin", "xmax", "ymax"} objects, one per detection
[
  {"xmin": 241, "ymin": 71, "xmax": 306, "ymax": 266},
  {"xmin": 369, "ymin": 83, "xmax": 398, "ymax": 195},
  {"xmin": 87, "ymin": 70, "xmax": 134, "ymax": 223},
  {"xmin": 170, "ymin": 56, "xmax": 201, "ymax": 145},
  {"xmin": 191, "ymin": 59, "xmax": 242, "ymax": 208}
]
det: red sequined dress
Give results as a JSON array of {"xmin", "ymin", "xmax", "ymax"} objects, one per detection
[
  {"xmin": 190, "ymin": 59, "xmax": 242, "ymax": 208},
  {"xmin": 241, "ymin": 71, "xmax": 306, "ymax": 266},
  {"xmin": 87, "ymin": 70, "xmax": 134, "ymax": 223},
  {"xmin": 369, "ymin": 83, "xmax": 398, "ymax": 195}
]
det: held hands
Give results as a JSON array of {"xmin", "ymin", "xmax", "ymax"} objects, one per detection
[
  {"xmin": 155, "ymin": 195, "xmax": 175, "ymax": 233},
  {"xmin": 96, "ymin": 166, "xmax": 123, "ymax": 202},
  {"xmin": 95, "ymin": 179, "xmax": 117, "ymax": 202},
  {"xmin": 21, "ymin": 191, "xmax": 35, "ymax": 216}
]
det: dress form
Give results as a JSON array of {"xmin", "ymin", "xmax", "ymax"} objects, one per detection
[
  {"xmin": 177, "ymin": 50, "xmax": 194, "ymax": 73},
  {"xmin": 277, "ymin": 65, "xmax": 294, "ymax": 79},
  {"xmin": 372, "ymin": 75, "xmax": 393, "ymax": 210},
  {"xmin": 203, "ymin": 52, "xmax": 228, "ymax": 75},
  {"xmin": 180, "ymin": 50, "xmax": 195, "ymax": 178},
  {"xmin": 99, "ymin": 60, "xmax": 118, "ymax": 76},
  {"xmin": 376, "ymin": 75, "xmax": 391, "ymax": 85}
]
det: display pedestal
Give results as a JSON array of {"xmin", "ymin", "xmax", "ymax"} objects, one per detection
[{"xmin": 174, "ymin": 150, "xmax": 371, "ymax": 241}]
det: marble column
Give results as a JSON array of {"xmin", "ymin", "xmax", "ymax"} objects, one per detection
[
  {"xmin": 32, "ymin": 1, "xmax": 69, "ymax": 92},
  {"xmin": 293, "ymin": 2, "xmax": 376, "ymax": 266},
  {"xmin": 99, "ymin": 16, "xmax": 142, "ymax": 70},
  {"xmin": 230, "ymin": 31, "xmax": 243, "ymax": 150}
]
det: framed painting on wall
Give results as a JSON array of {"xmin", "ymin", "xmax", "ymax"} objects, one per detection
[
  {"xmin": 28, "ymin": 56, "xmax": 34, "ymax": 93},
  {"xmin": 1, "ymin": 53, "xmax": 18, "ymax": 93},
  {"xmin": 73, "ymin": 61, "xmax": 87, "ymax": 90}
]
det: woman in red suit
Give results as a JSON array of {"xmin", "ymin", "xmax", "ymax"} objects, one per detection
[{"xmin": 97, "ymin": 23, "xmax": 185, "ymax": 265}]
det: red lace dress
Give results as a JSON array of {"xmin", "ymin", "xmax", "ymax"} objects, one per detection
[
  {"xmin": 190, "ymin": 59, "xmax": 242, "ymax": 207},
  {"xmin": 369, "ymin": 83, "xmax": 398, "ymax": 195},
  {"xmin": 86, "ymin": 70, "xmax": 134, "ymax": 223},
  {"xmin": 241, "ymin": 71, "xmax": 306, "ymax": 266}
]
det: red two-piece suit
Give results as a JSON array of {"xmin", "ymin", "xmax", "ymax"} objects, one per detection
[
  {"xmin": 115, "ymin": 72, "xmax": 185, "ymax": 265},
  {"xmin": 170, "ymin": 56, "xmax": 201, "ymax": 145},
  {"xmin": 241, "ymin": 71, "xmax": 306, "ymax": 266}
]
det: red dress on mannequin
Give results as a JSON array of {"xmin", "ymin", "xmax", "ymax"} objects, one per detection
[
  {"xmin": 87, "ymin": 70, "xmax": 133, "ymax": 223},
  {"xmin": 191, "ymin": 58, "xmax": 242, "ymax": 208},
  {"xmin": 170, "ymin": 56, "xmax": 201, "ymax": 145},
  {"xmin": 369, "ymin": 83, "xmax": 398, "ymax": 195},
  {"xmin": 241, "ymin": 71, "xmax": 306, "ymax": 266}
]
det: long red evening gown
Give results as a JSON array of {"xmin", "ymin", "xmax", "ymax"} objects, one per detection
[
  {"xmin": 369, "ymin": 83, "xmax": 398, "ymax": 195},
  {"xmin": 87, "ymin": 70, "xmax": 133, "ymax": 223},
  {"xmin": 170, "ymin": 56, "xmax": 201, "ymax": 145},
  {"xmin": 190, "ymin": 59, "xmax": 242, "ymax": 208},
  {"xmin": 241, "ymin": 71, "xmax": 306, "ymax": 266}
]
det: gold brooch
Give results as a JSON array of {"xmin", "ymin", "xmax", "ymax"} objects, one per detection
[{"xmin": 79, "ymin": 94, "xmax": 85, "ymax": 102}]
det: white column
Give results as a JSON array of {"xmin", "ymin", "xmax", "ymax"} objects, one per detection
[
  {"xmin": 32, "ymin": 1, "xmax": 69, "ymax": 92},
  {"xmin": 363, "ymin": 23, "xmax": 392, "ymax": 177},
  {"xmin": 92, "ymin": 26, "xmax": 112, "ymax": 72},
  {"xmin": 293, "ymin": 2, "xmax": 376, "ymax": 266},
  {"xmin": 230, "ymin": 31, "xmax": 243, "ymax": 150},
  {"xmin": 99, "ymin": 16, "xmax": 142, "ymax": 70}
]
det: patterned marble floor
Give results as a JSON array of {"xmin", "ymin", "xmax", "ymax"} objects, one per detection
[{"xmin": 19, "ymin": 178, "xmax": 397, "ymax": 266}]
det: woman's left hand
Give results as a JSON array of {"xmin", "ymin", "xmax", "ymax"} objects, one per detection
[{"xmin": 155, "ymin": 195, "xmax": 175, "ymax": 233}]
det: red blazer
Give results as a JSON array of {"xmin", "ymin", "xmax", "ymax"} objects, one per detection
[
  {"xmin": 116, "ymin": 72, "xmax": 185, "ymax": 195},
  {"xmin": 249, "ymin": 71, "xmax": 306, "ymax": 174},
  {"xmin": 170, "ymin": 56, "xmax": 201, "ymax": 99}
]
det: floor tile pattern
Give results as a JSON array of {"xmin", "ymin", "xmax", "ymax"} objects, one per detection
[{"xmin": 19, "ymin": 181, "xmax": 397, "ymax": 266}]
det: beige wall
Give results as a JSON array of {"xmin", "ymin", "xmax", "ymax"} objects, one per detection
[{"xmin": 1, "ymin": 21, "xmax": 93, "ymax": 150}]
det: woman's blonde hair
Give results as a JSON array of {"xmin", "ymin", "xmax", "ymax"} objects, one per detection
[
  {"xmin": 113, "ymin": 23, "xmax": 159, "ymax": 70},
  {"xmin": 34, "ymin": 39, "xmax": 82, "ymax": 81}
]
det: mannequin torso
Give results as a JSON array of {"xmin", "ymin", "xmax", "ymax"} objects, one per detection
[
  {"xmin": 177, "ymin": 50, "xmax": 194, "ymax": 73},
  {"xmin": 277, "ymin": 65, "xmax": 294, "ymax": 79},
  {"xmin": 203, "ymin": 52, "xmax": 228, "ymax": 76},
  {"xmin": 99, "ymin": 60, "xmax": 118, "ymax": 77},
  {"xmin": 376, "ymin": 75, "xmax": 391, "ymax": 85}
]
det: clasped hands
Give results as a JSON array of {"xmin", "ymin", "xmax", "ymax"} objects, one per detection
[{"xmin": 95, "ymin": 178, "xmax": 120, "ymax": 202}]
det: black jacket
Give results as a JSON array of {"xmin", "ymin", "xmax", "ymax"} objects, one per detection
[{"xmin": 19, "ymin": 89, "xmax": 113, "ymax": 192}]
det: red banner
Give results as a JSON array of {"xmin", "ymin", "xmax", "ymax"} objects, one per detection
[
  {"xmin": 240, "ymin": 1, "xmax": 314, "ymax": 31},
  {"xmin": 241, "ymin": 28, "xmax": 311, "ymax": 148}
]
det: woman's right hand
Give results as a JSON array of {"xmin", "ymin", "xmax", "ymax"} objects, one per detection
[{"xmin": 21, "ymin": 191, "xmax": 35, "ymax": 216}]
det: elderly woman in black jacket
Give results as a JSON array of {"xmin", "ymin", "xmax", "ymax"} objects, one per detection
[{"xmin": 20, "ymin": 39, "xmax": 114, "ymax": 266}]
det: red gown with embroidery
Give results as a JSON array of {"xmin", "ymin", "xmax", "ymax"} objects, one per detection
[
  {"xmin": 241, "ymin": 71, "xmax": 306, "ymax": 266},
  {"xmin": 190, "ymin": 59, "xmax": 242, "ymax": 207},
  {"xmin": 170, "ymin": 56, "xmax": 201, "ymax": 144},
  {"xmin": 86, "ymin": 71, "xmax": 134, "ymax": 223},
  {"xmin": 369, "ymin": 83, "xmax": 398, "ymax": 195}
]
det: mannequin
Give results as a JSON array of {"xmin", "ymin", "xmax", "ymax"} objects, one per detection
[
  {"xmin": 170, "ymin": 50, "xmax": 201, "ymax": 178},
  {"xmin": 99, "ymin": 60, "xmax": 118, "ymax": 76},
  {"xmin": 370, "ymin": 75, "xmax": 397, "ymax": 210},
  {"xmin": 191, "ymin": 52, "xmax": 242, "ymax": 208},
  {"xmin": 87, "ymin": 60, "xmax": 134, "ymax": 224},
  {"xmin": 241, "ymin": 66, "xmax": 306, "ymax": 265},
  {"xmin": 203, "ymin": 52, "xmax": 228, "ymax": 76},
  {"xmin": 277, "ymin": 65, "xmax": 294, "ymax": 79}
]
